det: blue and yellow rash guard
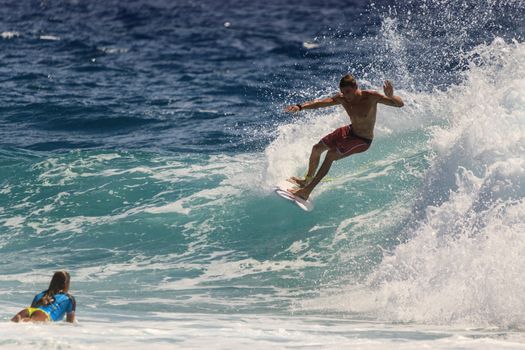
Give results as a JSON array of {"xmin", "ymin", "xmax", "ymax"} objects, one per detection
[{"xmin": 31, "ymin": 291, "xmax": 76, "ymax": 321}]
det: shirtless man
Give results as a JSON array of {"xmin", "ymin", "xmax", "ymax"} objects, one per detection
[{"xmin": 284, "ymin": 74, "xmax": 404, "ymax": 200}]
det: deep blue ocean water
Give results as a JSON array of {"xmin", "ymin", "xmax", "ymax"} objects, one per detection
[{"xmin": 1, "ymin": 0, "xmax": 525, "ymax": 348}]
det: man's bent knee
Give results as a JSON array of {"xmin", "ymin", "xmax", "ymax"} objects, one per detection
[
  {"xmin": 312, "ymin": 143, "xmax": 328, "ymax": 154},
  {"xmin": 325, "ymin": 149, "xmax": 342, "ymax": 161}
]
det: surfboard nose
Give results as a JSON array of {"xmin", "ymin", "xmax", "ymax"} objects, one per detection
[{"xmin": 274, "ymin": 187, "xmax": 314, "ymax": 212}]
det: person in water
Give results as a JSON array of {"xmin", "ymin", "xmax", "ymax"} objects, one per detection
[
  {"xmin": 284, "ymin": 74, "xmax": 404, "ymax": 200},
  {"xmin": 11, "ymin": 271, "xmax": 76, "ymax": 323}
]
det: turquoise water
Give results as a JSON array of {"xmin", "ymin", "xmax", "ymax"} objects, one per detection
[{"xmin": 1, "ymin": 125, "xmax": 429, "ymax": 316}]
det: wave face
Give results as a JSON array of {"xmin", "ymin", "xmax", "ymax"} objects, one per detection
[
  {"xmin": 0, "ymin": 0, "xmax": 524, "ymax": 332},
  {"xmin": 303, "ymin": 38, "xmax": 525, "ymax": 328}
]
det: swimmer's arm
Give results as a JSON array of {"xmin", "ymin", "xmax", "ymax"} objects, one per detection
[
  {"xmin": 284, "ymin": 94, "xmax": 342, "ymax": 113},
  {"xmin": 369, "ymin": 81, "xmax": 404, "ymax": 107},
  {"xmin": 65, "ymin": 295, "xmax": 76, "ymax": 323}
]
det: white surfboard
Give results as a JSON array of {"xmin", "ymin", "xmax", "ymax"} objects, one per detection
[{"xmin": 274, "ymin": 187, "xmax": 314, "ymax": 212}]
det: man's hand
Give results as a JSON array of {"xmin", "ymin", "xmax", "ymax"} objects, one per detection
[
  {"xmin": 376, "ymin": 80, "xmax": 404, "ymax": 107},
  {"xmin": 284, "ymin": 105, "xmax": 301, "ymax": 113},
  {"xmin": 383, "ymin": 80, "xmax": 394, "ymax": 97}
]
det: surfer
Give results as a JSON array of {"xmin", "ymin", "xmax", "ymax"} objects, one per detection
[
  {"xmin": 284, "ymin": 74, "xmax": 404, "ymax": 200},
  {"xmin": 11, "ymin": 271, "xmax": 76, "ymax": 323}
]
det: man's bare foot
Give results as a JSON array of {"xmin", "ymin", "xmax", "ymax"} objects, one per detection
[
  {"xmin": 288, "ymin": 187, "xmax": 310, "ymax": 200},
  {"xmin": 288, "ymin": 176, "xmax": 312, "ymax": 188}
]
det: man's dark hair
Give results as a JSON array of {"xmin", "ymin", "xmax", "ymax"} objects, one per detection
[{"xmin": 339, "ymin": 74, "xmax": 358, "ymax": 89}]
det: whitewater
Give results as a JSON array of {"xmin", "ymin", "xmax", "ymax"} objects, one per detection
[{"xmin": 1, "ymin": 0, "xmax": 524, "ymax": 348}]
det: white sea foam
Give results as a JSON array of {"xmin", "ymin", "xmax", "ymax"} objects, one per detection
[
  {"xmin": 144, "ymin": 185, "xmax": 240, "ymax": 215},
  {"xmin": 154, "ymin": 255, "xmax": 323, "ymax": 293},
  {"xmin": 1, "ymin": 314, "xmax": 524, "ymax": 350},
  {"xmin": 2, "ymin": 216, "xmax": 25, "ymax": 228},
  {"xmin": 1, "ymin": 31, "xmax": 20, "ymax": 39},
  {"xmin": 303, "ymin": 41, "xmax": 320, "ymax": 49},
  {"xmin": 39, "ymin": 35, "xmax": 60, "ymax": 41},
  {"xmin": 97, "ymin": 46, "xmax": 129, "ymax": 54},
  {"xmin": 307, "ymin": 39, "xmax": 525, "ymax": 328}
]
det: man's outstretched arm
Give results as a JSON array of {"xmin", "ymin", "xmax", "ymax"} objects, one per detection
[
  {"xmin": 374, "ymin": 80, "xmax": 404, "ymax": 107},
  {"xmin": 285, "ymin": 94, "xmax": 341, "ymax": 113}
]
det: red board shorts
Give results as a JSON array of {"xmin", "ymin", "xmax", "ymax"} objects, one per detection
[{"xmin": 320, "ymin": 124, "xmax": 372, "ymax": 158}]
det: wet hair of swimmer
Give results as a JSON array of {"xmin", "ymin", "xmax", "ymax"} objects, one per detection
[{"xmin": 34, "ymin": 271, "xmax": 71, "ymax": 307}]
